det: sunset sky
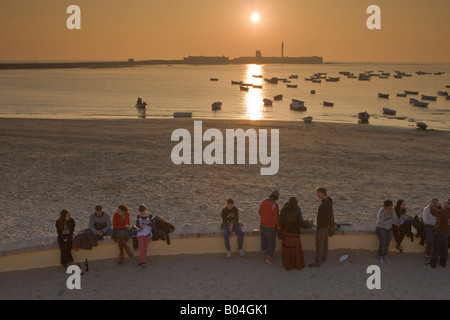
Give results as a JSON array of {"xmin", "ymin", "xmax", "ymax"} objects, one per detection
[{"xmin": 0, "ymin": 0, "xmax": 449, "ymax": 63}]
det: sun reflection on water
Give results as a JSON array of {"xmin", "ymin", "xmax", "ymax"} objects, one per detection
[{"xmin": 243, "ymin": 64, "xmax": 264, "ymax": 120}]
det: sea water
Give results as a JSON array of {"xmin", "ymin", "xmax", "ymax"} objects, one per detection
[{"xmin": 0, "ymin": 63, "xmax": 449, "ymax": 131}]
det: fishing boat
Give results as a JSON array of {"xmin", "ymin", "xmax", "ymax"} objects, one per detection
[
  {"xmin": 231, "ymin": 80, "xmax": 243, "ymax": 85},
  {"xmin": 323, "ymin": 101, "xmax": 334, "ymax": 107},
  {"xmin": 211, "ymin": 101, "xmax": 222, "ymax": 110},
  {"xmin": 416, "ymin": 122, "xmax": 428, "ymax": 130},
  {"xmin": 383, "ymin": 107, "xmax": 397, "ymax": 115},
  {"xmin": 263, "ymin": 98, "xmax": 273, "ymax": 106},
  {"xmin": 421, "ymin": 95, "xmax": 437, "ymax": 101},
  {"xmin": 437, "ymin": 91, "xmax": 448, "ymax": 96},
  {"xmin": 326, "ymin": 77, "xmax": 340, "ymax": 82},
  {"xmin": 290, "ymin": 102, "xmax": 307, "ymax": 111},
  {"xmin": 302, "ymin": 116, "xmax": 313, "ymax": 123},
  {"xmin": 312, "ymin": 79, "xmax": 322, "ymax": 83},
  {"xmin": 358, "ymin": 111, "xmax": 370, "ymax": 123},
  {"xmin": 252, "ymin": 84, "xmax": 262, "ymax": 89},
  {"xmin": 274, "ymin": 94, "xmax": 283, "ymax": 101},
  {"xmin": 378, "ymin": 93, "xmax": 389, "ymax": 99},
  {"xmin": 410, "ymin": 98, "xmax": 429, "ymax": 107},
  {"xmin": 292, "ymin": 99, "xmax": 305, "ymax": 105},
  {"xmin": 286, "ymin": 84, "xmax": 297, "ymax": 88},
  {"xmin": 210, "ymin": 78, "xmax": 218, "ymax": 81},
  {"xmin": 310, "ymin": 90, "xmax": 316, "ymax": 94},
  {"xmin": 174, "ymin": 112, "xmax": 192, "ymax": 118},
  {"xmin": 266, "ymin": 77, "xmax": 279, "ymax": 84},
  {"xmin": 239, "ymin": 85, "xmax": 249, "ymax": 91},
  {"xmin": 252, "ymin": 75, "xmax": 263, "ymax": 78},
  {"xmin": 404, "ymin": 90, "xmax": 419, "ymax": 95},
  {"xmin": 289, "ymin": 74, "xmax": 299, "ymax": 79},
  {"xmin": 397, "ymin": 93, "xmax": 407, "ymax": 97}
]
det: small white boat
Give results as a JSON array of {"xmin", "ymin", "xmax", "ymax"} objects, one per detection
[
  {"xmin": 290, "ymin": 102, "xmax": 307, "ymax": 111},
  {"xmin": 211, "ymin": 101, "xmax": 222, "ymax": 110},
  {"xmin": 383, "ymin": 107, "xmax": 397, "ymax": 115},
  {"xmin": 302, "ymin": 116, "xmax": 313, "ymax": 123},
  {"xmin": 416, "ymin": 122, "xmax": 428, "ymax": 130},
  {"xmin": 358, "ymin": 111, "xmax": 370, "ymax": 123},
  {"xmin": 263, "ymin": 98, "xmax": 273, "ymax": 106},
  {"xmin": 174, "ymin": 112, "xmax": 192, "ymax": 118}
]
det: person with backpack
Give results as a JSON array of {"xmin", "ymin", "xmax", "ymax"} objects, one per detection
[{"xmin": 258, "ymin": 190, "xmax": 280, "ymax": 265}]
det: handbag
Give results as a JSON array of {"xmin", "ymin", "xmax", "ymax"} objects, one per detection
[{"xmin": 277, "ymin": 222, "xmax": 290, "ymax": 240}]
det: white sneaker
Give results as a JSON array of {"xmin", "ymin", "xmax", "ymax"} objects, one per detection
[
  {"xmin": 238, "ymin": 249, "xmax": 245, "ymax": 257},
  {"xmin": 226, "ymin": 250, "xmax": 232, "ymax": 258}
]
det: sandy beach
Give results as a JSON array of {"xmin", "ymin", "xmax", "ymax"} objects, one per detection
[
  {"xmin": 0, "ymin": 249, "xmax": 448, "ymax": 300},
  {"xmin": 0, "ymin": 118, "xmax": 449, "ymax": 251}
]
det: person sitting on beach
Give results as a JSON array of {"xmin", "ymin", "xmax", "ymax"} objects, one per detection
[
  {"xmin": 392, "ymin": 199, "xmax": 414, "ymax": 253},
  {"xmin": 221, "ymin": 199, "xmax": 245, "ymax": 258},
  {"xmin": 279, "ymin": 197, "xmax": 309, "ymax": 271},
  {"xmin": 258, "ymin": 190, "xmax": 280, "ymax": 265},
  {"xmin": 86, "ymin": 205, "xmax": 113, "ymax": 240},
  {"xmin": 113, "ymin": 204, "xmax": 134, "ymax": 264},
  {"xmin": 427, "ymin": 199, "xmax": 450, "ymax": 268},
  {"xmin": 375, "ymin": 200, "xmax": 394, "ymax": 263},
  {"xmin": 308, "ymin": 187, "xmax": 334, "ymax": 268},
  {"xmin": 423, "ymin": 198, "xmax": 439, "ymax": 259},
  {"xmin": 55, "ymin": 209, "xmax": 76, "ymax": 269},
  {"xmin": 136, "ymin": 204, "xmax": 153, "ymax": 268}
]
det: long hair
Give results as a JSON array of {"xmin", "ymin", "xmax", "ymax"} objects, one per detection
[
  {"xmin": 395, "ymin": 199, "xmax": 405, "ymax": 218},
  {"xmin": 57, "ymin": 209, "xmax": 70, "ymax": 230}
]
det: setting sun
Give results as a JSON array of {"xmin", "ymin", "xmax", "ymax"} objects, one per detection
[{"xmin": 251, "ymin": 12, "xmax": 260, "ymax": 23}]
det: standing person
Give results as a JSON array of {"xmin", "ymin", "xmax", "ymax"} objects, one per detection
[
  {"xmin": 113, "ymin": 204, "xmax": 134, "ymax": 264},
  {"xmin": 221, "ymin": 199, "xmax": 245, "ymax": 258},
  {"xmin": 258, "ymin": 190, "xmax": 280, "ymax": 265},
  {"xmin": 86, "ymin": 205, "xmax": 113, "ymax": 240},
  {"xmin": 428, "ymin": 199, "xmax": 450, "ymax": 268},
  {"xmin": 279, "ymin": 197, "xmax": 308, "ymax": 270},
  {"xmin": 55, "ymin": 209, "xmax": 76, "ymax": 269},
  {"xmin": 136, "ymin": 204, "xmax": 153, "ymax": 268},
  {"xmin": 308, "ymin": 187, "xmax": 334, "ymax": 268},
  {"xmin": 392, "ymin": 199, "xmax": 414, "ymax": 253},
  {"xmin": 423, "ymin": 198, "xmax": 439, "ymax": 258},
  {"xmin": 375, "ymin": 200, "xmax": 394, "ymax": 263}
]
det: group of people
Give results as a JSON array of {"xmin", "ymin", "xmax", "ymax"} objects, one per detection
[
  {"xmin": 222, "ymin": 187, "xmax": 334, "ymax": 270},
  {"xmin": 56, "ymin": 189, "xmax": 450, "ymax": 272},
  {"xmin": 375, "ymin": 198, "xmax": 450, "ymax": 267},
  {"xmin": 55, "ymin": 203, "xmax": 155, "ymax": 269}
]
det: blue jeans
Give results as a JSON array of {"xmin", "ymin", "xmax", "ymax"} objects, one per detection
[
  {"xmin": 376, "ymin": 226, "xmax": 393, "ymax": 257},
  {"xmin": 429, "ymin": 232, "xmax": 449, "ymax": 268},
  {"xmin": 223, "ymin": 225, "xmax": 244, "ymax": 251},
  {"xmin": 424, "ymin": 225, "xmax": 435, "ymax": 256},
  {"xmin": 260, "ymin": 224, "xmax": 276, "ymax": 258}
]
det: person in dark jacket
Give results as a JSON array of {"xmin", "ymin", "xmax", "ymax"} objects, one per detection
[
  {"xmin": 309, "ymin": 187, "xmax": 334, "ymax": 268},
  {"xmin": 55, "ymin": 209, "xmax": 76, "ymax": 268},
  {"xmin": 428, "ymin": 199, "xmax": 450, "ymax": 268},
  {"xmin": 279, "ymin": 197, "xmax": 308, "ymax": 270},
  {"xmin": 221, "ymin": 199, "xmax": 245, "ymax": 258}
]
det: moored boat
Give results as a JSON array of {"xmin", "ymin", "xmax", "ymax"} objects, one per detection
[
  {"xmin": 263, "ymin": 98, "xmax": 273, "ymax": 106},
  {"xmin": 383, "ymin": 107, "xmax": 396, "ymax": 115},
  {"xmin": 274, "ymin": 94, "xmax": 283, "ymax": 101},
  {"xmin": 358, "ymin": 111, "xmax": 370, "ymax": 123},
  {"xmin": 404, "ymin": 90, "xmax": 419, "ymax": 95},
  {"xmin": 416, "ymin": 122, "xmax": 428, "ymax": 130},
  {"xmin": 323, "ymin": 101, "xmax": 334, "ymax": 107},
  {"xmin": 378, "ymin": 93, "xmax": 389, "ymax": 99},
  {"xmin": 302, "ymin": 116, "xmax": 313, "ymax": 123},
  {"xmin": 211, "ymin": 101, "xmax": 222, "ymax": 110},
  {"xmin": 290, "ymin": 102, "xmax": 307, "ymax": 111},
  {"xmin": 286, "ymin": 84, "xmax": 297, "ymax": 88},
  {"xmin": 174, "ymin": 112, "xmax": 192, "ymax": 118},
  {"xmin": 421, "ymin": 95, "xmax": 437, "ymax": 101}
]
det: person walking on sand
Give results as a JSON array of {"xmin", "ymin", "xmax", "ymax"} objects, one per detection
[
  {"xmin": 308, "ymin": 187, "xmax": 334, "ymax": 268},
  {"xmin": 280, "ymin": 197, "xmax": 309, "ymax": 270},
  {"xmin": 258, "ymin": 190, "xmax": 280, "ymax": 265},
  {"xmin": 56, "ymin": 209, "xmax": 76, "ymax": 269},
  {"xmin": 423, "ymin": 198, "xmax": 439, "ymax": 259},
  {"xmin": 375, "ymin": 200, "xmax": 394, "ymax": 263},
  {"xmin": 136, "ymin": 204, "xmax": 153, "ymax": 268},
  {"xmin": 221, "ymin": 199, "xmax": 245, "ymax": 258},
  {"xmin": 113, "ymin": 204, "xmax": 134, "ymax": 264},
  {"xmin": 427, "ymin": 199, "xmax": 450, "ymax": 268}
]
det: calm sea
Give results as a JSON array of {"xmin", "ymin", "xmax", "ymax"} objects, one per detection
[{"xmin": 0, "ymin": 63, "xmax": 449, "ymax": 130}]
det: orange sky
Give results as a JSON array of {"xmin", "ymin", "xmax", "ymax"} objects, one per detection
[{"xmin": 0, "ymin": 0, "xmax": 449, "ymax": 63}]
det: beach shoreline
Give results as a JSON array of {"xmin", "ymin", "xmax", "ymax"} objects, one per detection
[{"xmin": 0, "ymin": 117, "xmax": 449, "ymax": 253}]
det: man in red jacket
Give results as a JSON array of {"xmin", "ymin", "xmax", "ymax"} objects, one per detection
[{"xmin": 258, "ymin": 190, "xmax": 280, "ymax": 265}]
